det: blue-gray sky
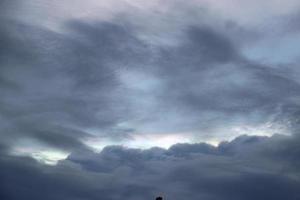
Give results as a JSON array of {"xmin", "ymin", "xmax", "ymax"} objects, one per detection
[{"xmin": 1, "ymin": 0, "xmax": 300, "ymax": 199}]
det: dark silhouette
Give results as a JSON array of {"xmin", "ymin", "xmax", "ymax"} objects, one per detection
[{"xmin": 156, "ymin": 196, "xmax": 163, "ymax": 200}]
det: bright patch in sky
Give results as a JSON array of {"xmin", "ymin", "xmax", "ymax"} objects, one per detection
[
  {"xmin": 243, "ymin": 34, "xmax": 300, "ymax": 64},
  {"xmin": 9, "ymin": 121, "xmax": 288, "ymax": 165},
  {"xmin": 84, "ymin": 133, "xmax": 193, "ymax": 152},
  {"xmin": 231, "ymin": 122, "xmax": 290, "ymax": 138},
  {"xmin": 11, "ymin": 122, "xmax": 288, "ymax": 165},
  {"xmin": 11, "ymin": 147, "xmax": 69, "ymax": 165}
]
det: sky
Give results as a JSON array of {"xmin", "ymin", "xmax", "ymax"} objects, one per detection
[{"xmin": 1, "ymin": 0, "xmax": 300, "ymax": 199}]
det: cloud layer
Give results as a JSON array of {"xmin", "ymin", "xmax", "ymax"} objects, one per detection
[
  {"xmin": 1, "ymin": 134, "xmax": 300, "ymax": 200},
  {"xmin": 1, "ymin": 14, "xmax": 300, "ymax": 152},
  {"xmin": 1, "ymin": 0, "xmax": 300, "ymax": 199}
]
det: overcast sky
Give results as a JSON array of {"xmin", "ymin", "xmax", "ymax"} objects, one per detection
[{"xmin": 1, "ymin": 0, "xmax": 300, "ymax": 199}]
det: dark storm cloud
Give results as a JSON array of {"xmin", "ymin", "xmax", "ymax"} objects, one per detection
[
  {"xmin": 1, "ymin": 14, "xmax": 300, "ymax": 148},
  {"xmin": 141, "ymin": 25, "xmax": 300, "ymax": 134},
  {"xmin": 0, "ymin": 17, "xmax": 151, "ymax": 149},
  {"xmin": 1, "ymin": 1, "xmax": 300, "ymax": 200},
  {"xmin": 1, "ymin": 134, "xmax": 300, "ymax": 200}
]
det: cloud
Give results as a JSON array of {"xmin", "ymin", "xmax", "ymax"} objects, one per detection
[
  {"xmin": 1, "ymin": 1, "xmax": 300, "ymax": 199},
  {"xmin": 1, "ymin": 134, "xmax": 300, "ymax": 200},
  {"xmin": 1, "ymin": 10, "xmax": 300, "ymax": 153},
  {"xmin": 0, "ymin": 18, "xmax": 151, "ymax": 151}
]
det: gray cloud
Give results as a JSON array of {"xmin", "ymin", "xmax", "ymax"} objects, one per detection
[
  {"xmin": 0, "ymin": 18, "xmax": 151, "ymax": 150},
  {"xmin": 1, "ymin": 134, "xmax": 300, "ymax": 200},
  {"xmin": 1, "ymin": 13, "xmax": 300, "ymax": 149},
  {"xmin": 1, "ymin": 1, "xmax": 300, "ymax": 199}
]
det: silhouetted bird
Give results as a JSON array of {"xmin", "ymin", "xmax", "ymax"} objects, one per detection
[{"xmin": 156, "ymin": 196, "xmax": 163, "ymax": 200}]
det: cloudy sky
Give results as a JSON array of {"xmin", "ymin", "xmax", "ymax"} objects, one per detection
[{"xmin": 1, "ymin": 0, "xmax": 300, "ymax": 199}]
